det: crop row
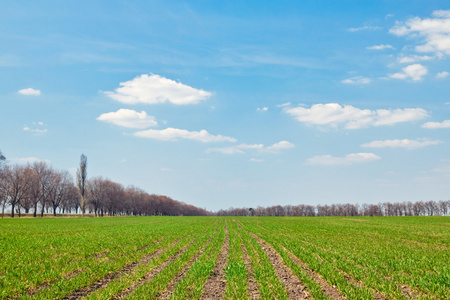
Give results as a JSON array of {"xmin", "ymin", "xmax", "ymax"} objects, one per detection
[{"xmin": 1, "ymin": 216, "xmax": 448, "ymax": 299}]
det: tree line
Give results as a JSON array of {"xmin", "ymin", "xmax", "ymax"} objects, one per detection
[
  {"xmin": 217, "ymin": 200, "xmax": 450, "ymax": 217},
  {"xmin": 0, "ymin": 151, "xmax": 210, "ymax": 218}
]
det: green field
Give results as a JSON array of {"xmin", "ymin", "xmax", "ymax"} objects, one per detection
[{"xmin": 0, "ymin": 216, "xmax": 448, "ymax": 299}]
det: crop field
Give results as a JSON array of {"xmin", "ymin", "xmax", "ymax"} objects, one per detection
[{"xmin": 0, "ymin": 216, "xmax": 449, "ymax": 299}]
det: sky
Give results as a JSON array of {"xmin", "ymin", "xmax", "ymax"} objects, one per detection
[{"xmin": 1, "ymin": 0, "xmax": 450, "ymax": 211}]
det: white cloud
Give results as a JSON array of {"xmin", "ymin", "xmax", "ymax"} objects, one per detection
[
  {"xmin": 134, "ymin": 128, "xmax": 236, "ymax": 143},
  {"xmin": 10, "ymin": 157, "xmax": 49, "ymax": 164},
  {"xmin": 361, "ymin": 138, "xmax": 442, "ymax": 150},
  {"xmin": 341, "ymin": 76, "xmax": 371, "ymax": 85},
  {"xmin": 97, "ymin": 109, "xmax": 157, "ymax": 129},
  {"xmin": 388, "ymin": 64, "xmax": 428, "ymax": 81},
  {"xmin": 348, "ymin": 26, "xmax": 382, "ymax": 32},
  {"xmin": 366, "ymin": 44, "xmax": 394, "ymax": 50},
  {"xmin": 205, "ymin": 146, "xmax": 245, "ymax": 155},
  {"xmin": 18, "ymin": 88, "xmax": 41, "ymax": 96},
  {"xmin": 23, "ymin": 122, "xmax": 47, "ymax": 135},
  {"xmin": 257, "ymin": 107, "xmax": 269, "ymax": 111},
  {"xmin": 390, "ymin": 10, "xmax": 450, "ymax": 56},
  {"xmin": 306, "ymin": 153, "xmax": 381, "ymax": 165},
  {"xmin": 250, "ymin": 158, "xmax": 265, "ymax": 162},
  {"xmin": 104, "ymin": 74, "xmax": 212, "ymax": 105},
  {"xmin": 263, "ymin": 141, "xmax": 295, "ymax": 153},
  {"xmin": 284, "ymin": 103, "xmax": 428, "ymax": 129},
  {"xmin": 277, "ymin": 102, "xmax": 291, "ymax": 108},
  {"xmin": 436, "ymin": 71, "xmax": 449, "ymax": 78},
  {"xmin": 206, "ymin": 141, "xmax": 294, "ymax": 155},
  {"xmin": 422, "ymin": 120, "xmax": 450, "ymax": 129},
  {"xmin": 397, "ymin": 55, "xmax": 433, "ymax": 64}
]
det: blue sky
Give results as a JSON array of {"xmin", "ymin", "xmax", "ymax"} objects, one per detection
[{"xmin": 1, "ymin": 1, "xmax": 450, "ymax": 211}]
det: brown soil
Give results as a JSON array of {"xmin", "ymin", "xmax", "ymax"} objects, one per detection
[
  {"xmin": 398, "ymin": 284, "xmax": 421, "ymax": 299},
  {"xmin": 234, "ymin": 230, "xmax": 260, "ymax": 300},
  {"xmin": 63, "ymin": 235, "xmax": 185, "ymax": 299},
  {"xmin": 158, "ymin": 228, "xmax": 218, "ymax": 300},
  {"xmin": 136, "ymin": 238, "xmax": 164, "ymax": 252},
  {"xmin": 115, "ymin": 234, "xmax": 203, "ymax": 299},
  {"xmin": 339, "ymin": 268, "xmax": 386, "ymax": 300},
  {"xmin": 200, "ymin": 221, "xmax": 229, "ymax": 299},
  {"xmin": 249, "ymin": 233, "xmax": 309, "ymax": 300},
  {"xmin": 283, "ymin": 247, "xmax": 346, "ymax": 299}
]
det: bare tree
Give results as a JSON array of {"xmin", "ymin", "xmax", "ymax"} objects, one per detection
[
  {"xmin": 32, "ymin": 161, "xmax": 53, "ymax": 217},
  {"xmin": 76, "ymin": 154, "xmax": 87, "ymax": 217},
  {"xmin": 47, "ymin": 170, "xmax": 74, "ymax": 216},
  {"xmin": 3, "ymin": 165, "xmax": 30, "ymax": 218},
  {"xmin": 87, "ymin": 176, "xmax": 107, "ymax": 217}
]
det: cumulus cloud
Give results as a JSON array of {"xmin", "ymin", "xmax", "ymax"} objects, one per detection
[
  {"xmin": 250, "ymin": 158, "xmax": 265, "ymax": 162},
  {"xmin": 305, "ymin": 153, "xmax": 381, "ymax": 165},
  {"xmin": 388, "ymin": 64, "xmax": 428, "ymax": 81},
  {"xmin": 18, "ymin": 88, "xmax": 41, "ymax": 96},
  {"xmin": 97, "ymin": 109, "xmax": 157, "ymax": 129},
  {"xmin": 134, "ymin": 128, "xmax": 236, "ymax": 143},
  {"xmin": 436, "ymin": 71, "xmax": 449, "ymax": 78},
  {"xmin": 206, "ymin": 141, "xmax": 294, "ymax": 155},
  {"xmin": 10, "ymin": 157, "xmax": 49, "ymax": 164},
  {"xmin": 263, "ymin": 141, "xmax": 295, "ymax": 153},
  {"xmin": 422, "ymin": 120, "xmax": 450, "ymax": 129},
  {"xmin": 23, "ymin": 122, "xmax": 47, "ymax": 135},
  {"xmin": 361, "ymin": 138, "xmax": 442, "ymax": 150},
  {"xmin": 366, "ymin": 44, "xmax": 394, "ymax": 50},
  {"xmin": 397, "ymin": 55, "xmax": 433, "ymax": 64},
  {"xmin": 104, "ymin": 74, "xmax": 212, "ymax": 105},
  {"xmin": 284, "ymin": 103, "xmax": 428, "ymax": 129},
  {"xmin": 257, "ymin": 107, "xmax": 269, "ymax": 111},
  {"xmin": 348, "ymin": 26, "xmax": 382, "ymax": 32},
  {"xmin": 389, "ymin": 10, "xmax": 450, "ymax": 56},
  {"xmin": 341, "ymin": 76, "xmax": 371, "ymax": 85},
  {"xmin": 277, "ymin": 102, "xmax": 291, "ymax": 108}
]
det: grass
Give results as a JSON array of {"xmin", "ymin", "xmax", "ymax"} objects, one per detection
[{"xmin": 0, "ymin": 216, "xmax": 448, "ymax": 299}]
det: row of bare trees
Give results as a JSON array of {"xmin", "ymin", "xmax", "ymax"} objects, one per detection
[
  {"xmin": 0, "ymin": 151, "xmax": 210, "ymax": 217},
  {"xmin": 217, "ymin": 200, "xmax": 450, "ymax": 217}
]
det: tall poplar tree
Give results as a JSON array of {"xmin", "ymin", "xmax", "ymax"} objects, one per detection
[{"xmin": 76, "ymin": 154, "xmax": 87, "ymax": 216}]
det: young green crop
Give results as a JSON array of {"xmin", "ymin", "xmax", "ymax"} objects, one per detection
[{"xmin": 1, "ymin": 216, "xmax": 448, "ymax": 299}]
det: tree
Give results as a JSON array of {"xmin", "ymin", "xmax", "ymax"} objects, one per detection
[
  {"xmin": 3, "ymin": 165, "xmax": 30, "ymax": 218},
  {"xmin": 0, "ymin": 150, "xmax": 5, "ymax": 167},
  {"xmin": 87, "ymin": 176, "xmax": 107, "ymax": 217},
  {"xmin": 31, "ymin": 161, "xmax": 53, "ymax": 217},
  {"xmin": 76, "ymin": 154, "xmax": 87, "ymax": 217},
  {"xmin": 48, "ymin": 170, "xmax": 74, "ymax": 216}
]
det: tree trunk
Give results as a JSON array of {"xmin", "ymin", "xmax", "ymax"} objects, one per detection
[
  {"xmin": 33, "ymin": 202, "xmax": 38, "ymax": 217},
  {"xmin": 11, "ymin": 202, "xmax": 15, "ymax": 218}
]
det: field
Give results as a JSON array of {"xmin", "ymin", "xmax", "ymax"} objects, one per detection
[{"xmin": 0, "ymin": 216, "xmax": 448, "ymax": 299}]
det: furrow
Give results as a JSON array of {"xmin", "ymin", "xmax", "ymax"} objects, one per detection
[
  {"xmin": 158, "ymin": 228, "xmax": 218, "ymax": 300},
  {"xmin": 200, "ymin": 221, "xmax": 229, "ymax": 299},
  {"xmin": 63, "ymin": 235, "xmax": 183, "ymax": 299},
  {"xmin": 113, "ymin": 235, "xmax": 200, "ymax": 299},
  {"xmin": 234, "ymin": 230, "xmax": 260, "ymax": 300},
  {"xmin": 283, "ymin": 246, "xmax": 346, "ymax": 300},
  {"xmin": 248, "ymin": 232, "xmax": 309, "ymax": 300}
]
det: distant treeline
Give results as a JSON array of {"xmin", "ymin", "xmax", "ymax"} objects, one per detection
[
  {"xmin": 217, "ymin": 200, "xmax": 450, "ymax": 217},
  {"xmin": 0, "ymin": 151, "xmax": 210, "ymax": 218}
]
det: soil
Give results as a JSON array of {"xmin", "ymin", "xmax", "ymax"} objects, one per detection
[
  {"xmin": 63, "ymin": 235, "xmax": 183, "ymax": 299},
  {"xmin": 283, "ymin": 247, "xmax": 346, "ymax": 299},
  {"xmin": 158, "ymin": 228, "xmax": 218, "ymax": 300},
  {"xmin": 249, "ymin": 233, "xmax": 309, "ymax": 300},
  {"xmin": 115, "ymin": 234, "xmax": 201, "ymax": 299},
  {"xmin": 200, "ymin": 221, "xmax": 229, "ymax": 299},
  {"xmin": 234, "ymin": 230, "xmax": 260, "ymax": 300}
]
